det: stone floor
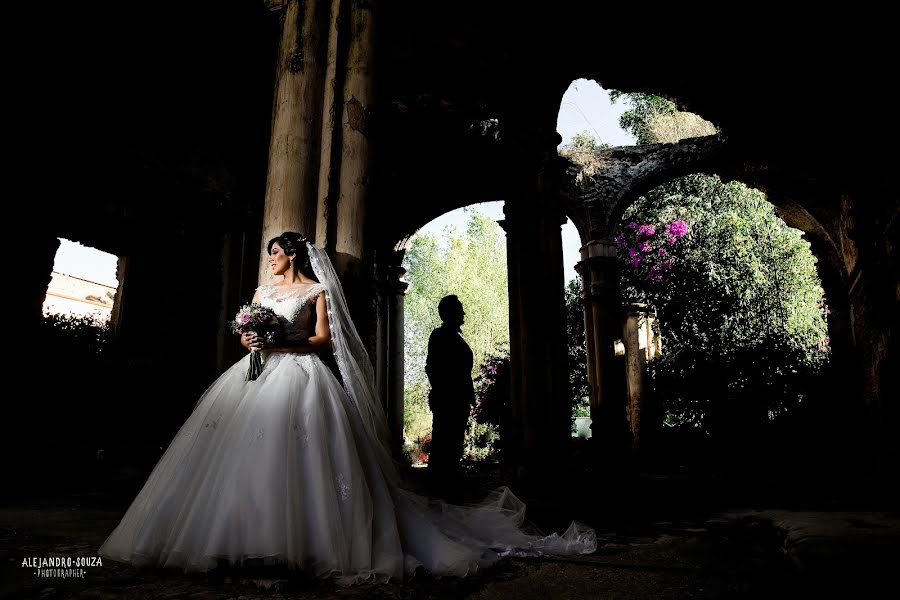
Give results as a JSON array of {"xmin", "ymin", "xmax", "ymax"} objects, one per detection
[{"xmin": 1, "ymin": 468, "xmax": 898, "ymax": 599}]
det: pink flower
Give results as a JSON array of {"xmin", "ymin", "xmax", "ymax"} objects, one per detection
[
  {"xmin": 646, "ymin": 266, "xmax": 665, "ymax": 282},
  {"xmin": 667, "ymin": 236, "xmax": 677, "ymax": 244},
  {"xmin": 658, "ymin": 248, "xmax": 667, "ymax": 256},
  {"xmin": 637, "ymin": 224, "xmax": 656, "ymax": 238},
  {"xmin": 667, "ymin": 220, "xmax": 688, "ymax": 237},
  {"xmin": 241, "ymin": 314, "xmax": 251, "ymax": 324},
  {"xmin": 639, "ymin": 241, "xmax": 651, "ymax": 253}
]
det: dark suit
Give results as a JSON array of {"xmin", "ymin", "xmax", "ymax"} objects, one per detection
[{"xmin": 425, "ymin": 325, "xmax": 475, "ymax": 497}]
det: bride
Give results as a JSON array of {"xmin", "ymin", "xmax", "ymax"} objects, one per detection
[{"xmin": 98, "ymin": 231, "xmax": 596, "ymax": 585}]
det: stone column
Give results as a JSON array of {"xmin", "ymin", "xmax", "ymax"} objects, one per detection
[
  {"xmin": 315, "ymin": 0, "xmax": 343, "ymax": 252},
  {"xmin": 580, "ymin": 240, "xmax": 631, "ymax": 465},
  {"xmin": 373, "ymin": 257, "xmax": 407, "ymax": 454},
  {"xmin": 386, "ymin": 265, "xmax": 408, "ymax": 454},
  {"xmin": 624, "ymin": 303, "xmax": 649, "ymax": 455},
  {"xmin": 499, "ymin": 126, "xmax": 570, "ymax": 485},
  {"xmin": 258, "ymin": 0, "xmax": 328, "ymax": 283},
  {"xmin": 333, "ymin": 0, "xmax": 376, "ymax": 279}
]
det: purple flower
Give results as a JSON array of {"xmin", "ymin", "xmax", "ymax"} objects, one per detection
[
  {"xmin": 660, "ymin": 261, "xmax": 673, "ymax": 270},
  {"xmin": 628, "ymin": 247, "xmax": 639, "ymax": 258},
  {"xmin": 637, "ymin": 224, "xmax": 656, "ymax": 238},
  {"xmin": 667, "ymin": 236, "xmax": 677, "ymax": 244},
  {"xmin": 668, "ymin": 220, "xmax": 688, "ymax": 237},
  {"xmin": 658, "ymin": 248, "xmax": 667, "ymax": 256},
  {"xmin": 615, "ymin": 233, "xmax": 626, "ymax": 246},
  {"xmin": 628, "ymin": 222, "xmax": 639, "ymax": 229},
  {"xmin": 639, "ymin": 241, "xmax": 651, "ymax": 253},
  {"xmin": 630, "ymin": 255, "xmax": 642, "ymax": 267}
]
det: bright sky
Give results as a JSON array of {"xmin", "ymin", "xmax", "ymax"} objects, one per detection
[
  {"xmin": 417, "ymin": 79, "xmax": 635, "ymax": 285},
  {"xmin": 53, "ymin": 79, "xmax": 633, "ymax": 289},
  {"xmin": 52, "ymin": 238, "xmax": 119, "ymax": 287}
]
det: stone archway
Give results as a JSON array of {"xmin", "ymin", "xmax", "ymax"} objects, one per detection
[
  {"xmin": 562, "ymin": 135, "xmax": 871, "ymax": 467},
  {"xmin": 377, "ymin": 186, "xmax": 574, "ymax": 484}
]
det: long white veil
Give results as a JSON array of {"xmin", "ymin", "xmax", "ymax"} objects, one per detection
[
  {"xmin": 306, "ymin": 242, "xmax": 597, "ymax": 570},
  {"xmin": 307, "ymin": 243, "xmax": 400, "ymax": 487}
]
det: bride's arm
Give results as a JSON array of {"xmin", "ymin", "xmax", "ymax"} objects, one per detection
[{"xmin": 306, "ymin": 291, "xmax": 332, "ymax": 349}]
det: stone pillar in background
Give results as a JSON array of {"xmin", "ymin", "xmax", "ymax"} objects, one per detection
[
  {"xmin": 499, "ymin": 118, "xmax": 570, "ymax": 486},
  {"xmin": 333, "ymin": 0, "xmax": 376, "ymax": 279},
  {"xmin": 259, "ymin": 0, "xmax": 328, "ymax": 283},
  {"xmin": 374, "ymin": 257, "xmax": 407, "ymax": 455},
  {"xmin": 624, "ymin": 303, "xmax": 650, "ymax": 455},
  {"xmin": 386, "ymin": 265, "xmax": 408, "ymax": 454},
  {"xmin": 315, "ymin": 0, "xmax": 343, "ymax": 252},
  {"xmin": 581, "ymin": 240, "xmax": 631, "ymax": 467}
]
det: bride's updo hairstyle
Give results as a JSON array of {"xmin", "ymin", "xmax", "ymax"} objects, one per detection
[{"xmin": 267, "ymin": 231, "xmax": 319, "ymax": 281}]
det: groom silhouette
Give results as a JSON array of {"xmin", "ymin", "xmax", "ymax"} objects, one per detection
[{"xmin": 425, "ymin": 295, "xmax": 475, "ymax": 500}]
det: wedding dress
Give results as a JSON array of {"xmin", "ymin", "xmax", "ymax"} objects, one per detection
[{"xmin": 98, "ymin": 243, "xmax": 596, "ymax": 585}]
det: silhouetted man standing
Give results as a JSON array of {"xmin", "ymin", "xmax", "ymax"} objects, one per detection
[{"xmin": 426, "ymin": 295, "xmax": 475, "ymax": 500}]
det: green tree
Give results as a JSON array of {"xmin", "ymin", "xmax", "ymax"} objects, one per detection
[
  {"xmin": 570, "ymin": 130, "xmax": 601, "ymax": 151},
  {"xmin": 620, "ymin": 174, "xmax": 830, "ymax": 437},
  {"xmin": 403, "ymin": 209, "xmax": 510, "ymax": 448},
  {"xmin": 565, "ymin": 279, "xmax": 590, "ymax": 423},
  {"xmin": 610, "ymin": 91, "xmax": 716, "ymax": 144},
  {"xmin": 605, "ymin": 91, "xmax": 828, "ymax": 449}
]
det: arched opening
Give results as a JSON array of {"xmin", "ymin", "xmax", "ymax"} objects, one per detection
[
  {"xmin": 557, "ymin": 79, "xmax": 637, "ymax": 148},
  {"xmin": 398, "ymin": 201, "xmax": 587, "ymax": 471},
  {"xmin": 551, "ymin": 81, "xmax": 847, "ymax": 469},
  {"xmin": 400, "ymin": 202, "xmax": 509, "ymax": 468},
  {"xmin": 613, "ymin": 173, "xmax": 834, "ymax": 468}
]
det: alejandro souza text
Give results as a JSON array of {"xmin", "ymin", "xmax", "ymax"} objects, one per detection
[
  {"xmin": 23, "ymin": 557, "xmax": 102, "ymax": 568},
  {"xmin": 23, "ymin": 556, "xmax": 102, "ymax": 578}
]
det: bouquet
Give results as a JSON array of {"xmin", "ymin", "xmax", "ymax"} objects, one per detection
[{"xmin": 229, "ymin": 304, "xmax": 280, "ymax": 381}]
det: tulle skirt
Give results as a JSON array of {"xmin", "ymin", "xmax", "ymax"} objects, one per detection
[{"xmin": 98, "ymin": 351, "xmax": 595, "ymax": 585}]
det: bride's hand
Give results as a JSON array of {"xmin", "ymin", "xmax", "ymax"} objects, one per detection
[{"xmin": 242, "ymin": 332, "xmax": 264, "ymax": 350}]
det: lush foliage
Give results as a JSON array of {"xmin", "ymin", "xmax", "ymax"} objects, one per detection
[
  {"xmin": 620, "ymin": 174, "xmax": 830, "ymax": 433},
  {"xmin": 569, "ymin": 130, "xmax": 608, "ymax": 151},
  {"xmin": 41, "ymin": 312, "xmax": 112, "ymax": 357},
  {"xmin": 472, "ymin": 346, "xmax": 510, "ymax": 428},
  {"xmin": 609, "ymin": 91, "xmax": 717, "ymax": 144},
  {"xmin": 470, "ymin": 281, "xmax": 592, "ymax": 437},
  {"xmin": 565, "ymin": 279, "xmax": 590, "ymax": 422},
  {"xmin": 402, "ymin": 209, "xmax": 510, "ymax": 460},
  {"xmin": 609, "ymin": 92, "xmax": 677, "ymax": 145},
  {"xmin": 615, "ymin": 220, "xmax": 689, "ymax": 282}
]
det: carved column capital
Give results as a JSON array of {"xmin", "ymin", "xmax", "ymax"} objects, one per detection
[
  {"xmin": 576, "ymin": 239, "xmax": 623, "ymax": 302},
  {"xmin": 387, "ymin": 264, "xmax": 408, "ymax": 294}
]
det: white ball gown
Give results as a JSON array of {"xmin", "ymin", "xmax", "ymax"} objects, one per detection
[{"xmin": 98, "ymin": 246, "xmax": 596, "ymax": 586}]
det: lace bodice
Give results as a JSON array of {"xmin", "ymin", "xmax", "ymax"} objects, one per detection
[{"xmin": 256, "ymin": 283, "xmax": 326, "ymax": 342}]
